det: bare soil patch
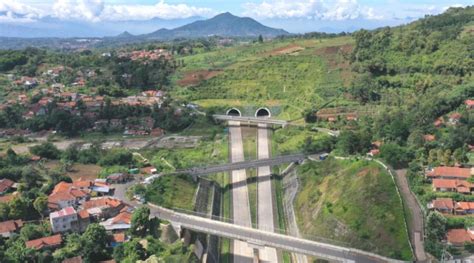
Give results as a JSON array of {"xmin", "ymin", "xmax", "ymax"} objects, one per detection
[
  {"xmin": 177, "ymin": 70, "xmax": 222, "ymax": 87},
  {"xmin": 315, "ymin": 44, "xmax": 353, "ymax": 86},
  {"xmin": 43, "ymin": 160, "xmax": 101, "ymax": 181},
  {"xmin": 267, "ymin": 44, "xmax": 304, "ymax": 56}
]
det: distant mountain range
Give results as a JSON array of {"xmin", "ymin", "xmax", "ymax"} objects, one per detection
[{"xmin": 0, "ymin": 13, "xmax": 288, "ymax": 40}]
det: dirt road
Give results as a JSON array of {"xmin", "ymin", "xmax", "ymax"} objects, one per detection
[{"xmin": 394, "ymin": 169, "xmax": 427, "ymax": 262}]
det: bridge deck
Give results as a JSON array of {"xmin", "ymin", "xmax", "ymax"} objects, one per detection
[
  {"xmin": 167, "ymin": 154, "xmax": 305, "ymax": 176},
  {"xmin": 213, "ymin": 115, "xmax": 288, "ymax": 126},
  {"xmin": 150, "ymin": 205, "xmax": 405, "ymax": 263}
]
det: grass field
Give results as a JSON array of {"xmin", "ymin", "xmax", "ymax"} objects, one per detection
[
  {"xmin": 272, "ymin": 126, "xmax": 331, "ymax": 155},
  {"xmin": 142, "ymin": 134, "xmax": 228, "ymax": 172},
  {"xmin": 171, "ymin": 37, "xmax": 354, "ymax": 119},
  {"xmin": 294, "ymin": 158, "xmax": 412, "ymax": 260},
  {"xmin": 146, "ymin": 174, "xmax": 197, "ymax": 211}
]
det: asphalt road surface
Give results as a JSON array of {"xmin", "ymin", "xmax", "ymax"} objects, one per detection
[
  {"xmin": 257, "ymin": 124, "xmax": 279, "ymax": 262},
  {"xmin": 229, "ymin": 121, "xmax": 254, "ymax": 262}
]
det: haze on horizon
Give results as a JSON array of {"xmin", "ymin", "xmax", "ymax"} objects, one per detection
[{"xmin": 0, "ymin": 0, "xmax": 472, "ymax": 37}]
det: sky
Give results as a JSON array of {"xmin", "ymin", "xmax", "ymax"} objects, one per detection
[{"xmin": 0, "ymin": 0, "xmax": 472, "ymax": 33}]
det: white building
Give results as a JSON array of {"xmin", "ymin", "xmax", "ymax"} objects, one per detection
[{"xmin": 50, "ymin": 207, "xmax": 78, "ymax": 233}]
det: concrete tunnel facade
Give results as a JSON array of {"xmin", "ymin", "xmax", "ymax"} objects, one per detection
[
  {"xmin": 226, "ymin": 108, "xmax": 242, "ymax": 117},
  {"xmin": 255, "ymin": 107, "xmax": 271, "ymax": 118}
]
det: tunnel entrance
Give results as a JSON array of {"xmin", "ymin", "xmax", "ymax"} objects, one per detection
[
  {"xmin": 226, "ymin": 108, "xmax": 241, "ymax": 117},
  {"xmin": 255, "ymin": 107, "xmax": 271, "ymax": 118}
]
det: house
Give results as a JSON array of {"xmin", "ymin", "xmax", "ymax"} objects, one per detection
[
  {"xmin": 0, "ymin": 219, "xmax": 23, "ymax": 237},
  {"xmin": 107, "ymin": 173, "xmax": 130, "ymax": 184},
  {"xmin": 110, "ymin": 233, "xmax": 127, "ymax": 247},
  {"xmin": 50, "ymin": 207, "xmax": 79, "ymax": 233},
  {"xmin": 82, "ymin": 197, "xmax": 126, "ymax": 219},
  {"xmin": 346, "ymin": 115, "xmax": 358, "ymax": 121},
  {"xmin": 454, "ymin": 202, "xmax": 474, "ymax": 215},
  {"xmin": 465, "ymin": 99, "xmax": 474, "ymax": 110},
  {"xmin": 26, "ymin": 234, "xmax": 62, "ymax": 250},
  {"xmin": 423, "ymin": 134, "xmax": 435, "ymax": 142},
  {"xmin": 426, "ymin": 167, "xmax": 473, "ymax": 181},
  {"xmin": 427, "ymin": 198, "xmax": 454, "ymax": 214},
  {"xmin": 448, "ymin": 112, "xmax": 462, "ymax": 125},
  {"xmin": 0, "ymin": 179, "xmax": 14, "ymax": 195},
  {"xmin": 432, "ymin": 179, "xmax": 473, "ymax": 194},
  {"xmin": 141, "ymin": 166, "xmax": 157, "ymax": 175},
  {"xmin": 0, "ymin": 194, "xmax": 14, "ymax": 203},
  {"xmin": 77, "ymin": 209, "xmax": 90, "ymax": 232},
  {"xmin": 434, "ymin": 117, "xmax": 444, "ymax": 127},
  {"xmin": 447, "ymin": 228, "xmax": 474, "ymax": 246},
  {"xmin": 100, "ymin": 209, "xmax": 133, "ymax": 231},
  {"xmin": 150, "ymin": 128, "xmax": 164, "ymax": 137},
  {"xmin": 48, "ymin": 182, "xmax": 90, "ymax": 210},
  {"xmin": 367, "ymin": 149, "xmax": 380, "ymax": 157}
]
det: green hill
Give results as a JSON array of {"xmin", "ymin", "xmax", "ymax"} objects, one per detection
[
  {"xmin": 144, "ymin": 12, "xmax": 289, "ymax": 40},
  {"xmin": 295, "ymin": 158, "xmax": 412, "ymax": 260}
]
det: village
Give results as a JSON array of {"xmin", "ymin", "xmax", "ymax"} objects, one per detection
[{"xmin": 0, "ymin": 164, "xmax": 163, "ymax": 260}]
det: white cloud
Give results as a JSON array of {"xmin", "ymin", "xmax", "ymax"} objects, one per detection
[
  {"xmin": 0, "ymin": 0, "xmax": 214, "ymax": 23},
  {"xmin": 53, "ymin": 0, "xmax": 105, "ymax": 22},
  {"xmin": 243, "ymin": 0, "xmax": 383, "ymax": 20},
  {"xmin": 101, "ymin": 0, "xmax": 215, "ymax": 21},
  {"xmin": 0, "ymin": 0, "xmax": 44, "ymax": 23}
]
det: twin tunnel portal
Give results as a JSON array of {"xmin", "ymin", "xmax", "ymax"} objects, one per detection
[{"xmin": 226, "ymin": 107, "xmax": 272, "ymax": 118}]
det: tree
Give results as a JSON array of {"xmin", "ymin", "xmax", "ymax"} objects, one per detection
[
  {"xmin": 0, "ymin": 203, "xmax": 10, "ymax": 221},
  {"xmin": 113, "ymin": 238, "xmax": 147, "ymax": 263},
  {"xmin": 426, "ymin": 211, "xmax": 447, "ymax": 241},
  {"xmin": 29, "ymin": 142, "xmax": 61, "ymax": 159},
  {"xmin": 258, "ymin": 35, "xmax": 263, "ymax": 43},
  {"xmin": 53, "ymin": 233, "xmax": 82, "ymax": 261},
  {"xmin": 4, "ymin": 239, "xmax": 37, "ymax": 262},
  {"xmin": 129, "ymin": 206, "xmax": 151, "ymax": 237},
  {"xmin": 62, "ymin": 145, "xmax": 79, "ymax": 162},
  {"xmin": 379, "ymin": 143, "xmax": 413, "ymax": 169},
  {"xmin": 33, "ymin": 196, "xmax": 48, "ymax": 219},
  {"xmin": 81, "ymin": 224, "xmax": 109, "ymax": 261},
  {"xmin": 20, "ymin": 223, "xmax": 45, "ymax": 241}
]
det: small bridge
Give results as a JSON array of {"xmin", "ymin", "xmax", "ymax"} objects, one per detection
[{"xmin": 166, "ymin": 154, "xmax": 305, "ymax": 176}]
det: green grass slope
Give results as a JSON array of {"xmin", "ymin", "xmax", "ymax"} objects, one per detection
[
  {"xmin": 173, "ymin": 37, "xmax": 355, "ymax": 119},
  {"xmin": 146, "ymin": 174, "xmax": 197, "ymax": 211},
  {"xmin": 294, "ymin": 158, "xmax": 412, "ymax": 260}
]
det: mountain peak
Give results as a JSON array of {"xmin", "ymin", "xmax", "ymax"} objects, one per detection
[
  {"xmin": 116, "ymin": 31, "xmax": 134, "ymax": 38},
  {"xmin": 144, "ymin": 13, "xmax": 289, "ymax": 40}
]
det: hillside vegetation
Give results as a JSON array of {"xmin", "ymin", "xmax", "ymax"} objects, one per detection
[
  {"xmin": 294, "ymin": 158, "xmax": 412, "ymax": 260},
  {"xmin": 174, "ymin": 36, "xmax": 354, "ymax": 119}
]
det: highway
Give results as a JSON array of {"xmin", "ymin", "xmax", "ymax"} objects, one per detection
[
  {"xmin": 256, "ymin": 123, "xmax": 279, "ymax": 262},
  {"xmin": 213, "ymin": 114, "xmax": 288, "ymax": 126},
  {"xmin": 149, "ymin": 204, "xmax": 406, "ymax": 263},
  {"xmin": 165, "ymin": 153, "xmax": 305, "ymax": 177},
  {"xmin": 228, "ymin": 121, "xmax": 254, "ymax": 262}
]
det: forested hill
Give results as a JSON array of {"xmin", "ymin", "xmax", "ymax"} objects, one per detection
[
  {"xmin": 349, "ymin": 6, "xmax": 473, "ymax": 128},
  {"xmin": 144, "ymin": 12, "xmax": 289, "ymax": 40}
]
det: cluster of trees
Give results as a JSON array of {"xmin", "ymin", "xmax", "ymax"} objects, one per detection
[{"xmin": 0, "ymin": 97, "xmax": 195, "ymax": 136}]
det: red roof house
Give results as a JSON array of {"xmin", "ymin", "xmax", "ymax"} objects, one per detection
[
  {"xmin": 0, "ymin": 179, "xmax": 14, "ymax": 194},
  {"xmin": 426, "ymin": 167, "xmax": 473, "ymax": 180},
  {"xmin": 427, "ymin": 198, "xmax": 454, "ymax": 214},
  {"xmin": 26, "ymin": 234, "xmax": 62, "ymax": 250},
  {"xmin": 0, "ymin": 219, "xmax": 23, "ymax": 237},
  {"xmin": 447, "ymin": 228, "xmax": 474, "ymax": 246},
  {"xmin": 432, "ymin": 179, "xmax": 472, "ymax": 194}
]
